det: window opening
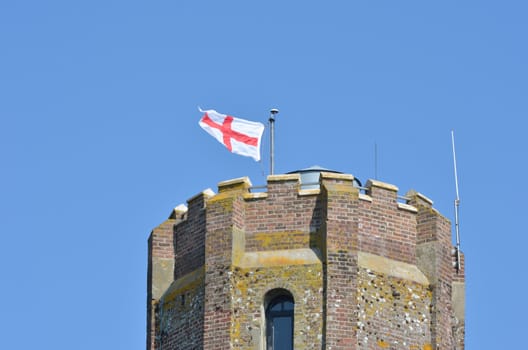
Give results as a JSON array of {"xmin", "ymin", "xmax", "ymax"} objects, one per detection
[{"xmin": 265, "ymin": 292, "xmax": 294, "ymax": 350}]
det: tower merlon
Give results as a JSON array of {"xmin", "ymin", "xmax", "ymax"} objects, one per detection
[
  {"xmin": 168, "ymin": 204, "xmax": 188, "ymax": 219},
  {"xmin": 185, "ymin": 188, "xmax": 215, "ymax": 216},
  {"xmin": 406, "ymin": 189, "xmax": 434, "ymax": 207},
  {"xmin": 366, "ymin": 178, "xmax": 399, "ymax": 192},
  {"xmin": 187, "ymin": 188, "xmax": 216, "ymax": 203},
  {"xmin": 320, "ymin": 171, "xmax": 358, "ymax": 196},
  {"xmin": 217, "ymin": 177, "xmax": 252, "ymax": 193}
]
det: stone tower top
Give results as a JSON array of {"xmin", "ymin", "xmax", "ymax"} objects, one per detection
[{"xmin": 147, "ymin": 170, "xmax": 465, "ymax": 349}]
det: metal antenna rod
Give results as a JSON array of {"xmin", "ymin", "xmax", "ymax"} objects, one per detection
[
  {"xmin": 451, "ymin": 130, "xmax": 461, "ymax": 273},
  {"xmin": 269, "ymin": 109, "xmax": 279, "ymax": 175},
  {"xmin": 375, "ymin": 142, "xmax": 378, "ymax": 179}
]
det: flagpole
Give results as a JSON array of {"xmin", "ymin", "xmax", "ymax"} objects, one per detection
[{"xmin": 269, "ymin": 109, "xmax": 279, "ymax": 175}]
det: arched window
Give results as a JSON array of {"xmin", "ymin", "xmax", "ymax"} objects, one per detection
[{"xmin": 265, "ymin": 289, "xmax": 294, "ymax": 350}]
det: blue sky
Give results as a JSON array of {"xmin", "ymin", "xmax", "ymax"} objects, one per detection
[{"xmin": 1, "ymin": 1, "xmax": 527, "ymax": 349}]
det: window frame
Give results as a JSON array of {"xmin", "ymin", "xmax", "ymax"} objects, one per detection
[{"xmin": 264, "ymin": 289, "xmax": 294, "ymax": 350}]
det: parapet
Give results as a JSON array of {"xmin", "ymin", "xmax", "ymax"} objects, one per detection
[
  {"xmin": 174, "ymin": 172, "xmax": 450, "ymax": 231},
  {"xmin": 183, "ymin": 173, "xmax": 431, "ymax": 208}
]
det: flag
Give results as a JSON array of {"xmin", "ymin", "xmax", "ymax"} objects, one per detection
[{"xmin": 198, "ymin": 109, "xmax": 265, "ymax": 161}]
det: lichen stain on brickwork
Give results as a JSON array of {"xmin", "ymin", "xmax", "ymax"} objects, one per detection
[
  {"xmin": 253, "ymin": 231, "xmax": 309, "ymax": 248},
  {"xmin": 208, "ymin": 194, "xmax": 235, "ymax": 213},
  {"xmin": 377, "ymin": 339, "xmax": 390, "ymax": 348},
  {"xmin": 357, "ymin": 267, "xmax": 432, "ymax": 350}
]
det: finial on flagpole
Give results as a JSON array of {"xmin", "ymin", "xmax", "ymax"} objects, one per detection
[{"xmin": 269, "ymin": 109, "xmax": 279, "ymax": 175}]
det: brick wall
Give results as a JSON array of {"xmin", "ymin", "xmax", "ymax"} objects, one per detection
[
  {"xmin": 410, "ymin": 191, "xmax": 461, "ymax": 350},
  {"xmin": 358, "ymin": 180, "xmax": 417, "ymax": 264},
  {"xmin": 202, "ymin": 179, "xmax": 249, "ymax": 350},
  {"xmin": 244, "ymin": 174, "xmax": 322, "ymax": 252},
  {"xmin": 147, "ymin": 214, "xmax": 178, "ymax": 350},
  {"xmin": 174, "ymin": 191, "xmax": 210, "ymax": 279},
  {"xmin": 320, "ymin": 173, "xmax": 359, "ymax": 349}
]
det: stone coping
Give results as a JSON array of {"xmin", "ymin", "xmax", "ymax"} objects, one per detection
[
  {"xmin": 243, "ymin": 192, "xmax": 269, "ymax": 200},
  {"xmin": 267, "ymin": 174, "xmax": 300, "ymax": 182},
  {"xmin": 366, "ymin": 179, "xmax": 399, "ymax": 192},
  {"xmin": 406, "ymin": 189, "xmax": 433, "ymax": 206},
  {"xmin": 397, "ymin": 202, "xmax": 418, "ymax": 213},
  {"xmin": 187, "ymin": 188, "xmax": 215, "ymax": 203},
  {"xmin": 218, "ymin": 176, "xmax": 252, "ymax": 190},
  {"xmin": 359, "ymin": 193, "xmax": 372, "ymax": 202},
  {"xmin": 320, "ymin": 172, "xmax": 354, "ymax": 181},
  {"xmin": 358, "ymin": 251, "xmax": 429, "ymax": 285},
  {"xmin": 174, "ymin": 204, "xmax": 188, "ymax": 213},
  {"xmin": 298, "ymin": 188, "xmax": 321, "ymax": 196},
  {"xmin": 168, "ymin": 204, "xmax": 188, "ymax": 219}
]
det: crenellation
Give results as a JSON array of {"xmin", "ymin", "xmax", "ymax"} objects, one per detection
[
  {"xmin": 187, "ymin": 188, "xmax": 215, "ymax": 212},
  {"xmin": 406, "ymin": 189, "xmax": 433, "ymax": 207},
  {"xmin": 168, "ymin": 204, "xmax": 188, "ymax": 220},
  {"xmin": 218, "ymin": 177, "xmax": 251, "ymax": 193},
  {"xmin": 366, "ymin": 179, "xmax": 399, "ymax": 191}
]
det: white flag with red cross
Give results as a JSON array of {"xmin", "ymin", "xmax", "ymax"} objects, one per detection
[{"xmin": 198, "ymin": 109, "xmax": 265, "ymax": 161}]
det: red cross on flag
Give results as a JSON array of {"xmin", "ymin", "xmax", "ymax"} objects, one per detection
[{"xmin": 199, "ymin": 109, "xmax": 265, "ymax": 161}]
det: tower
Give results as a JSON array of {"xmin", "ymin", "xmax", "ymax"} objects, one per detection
[{"xmin": 147, "ymin": 168, "xmax": 465, "ymax": 349}]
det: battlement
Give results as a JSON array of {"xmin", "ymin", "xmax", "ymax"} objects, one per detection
[
  {"xmin": 147, "ymin": 170, "xmax": 465, "ymax": 350},
  {"xmin": 172, "ymin": 173, "xmax": 437, "ymax": 263},
  {"xmin": 178, "ymin": 173, "xmax": 424, "ymax": 220}
]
